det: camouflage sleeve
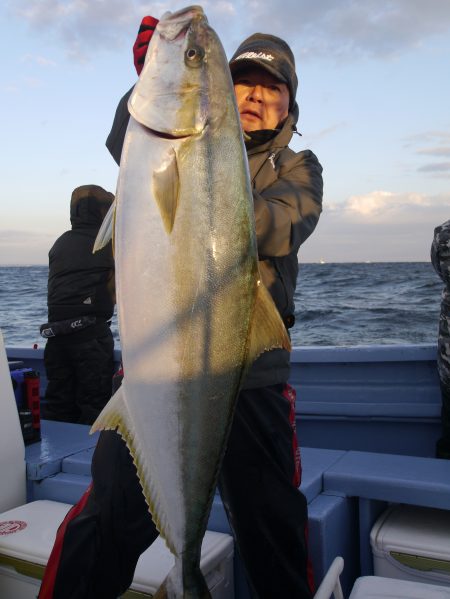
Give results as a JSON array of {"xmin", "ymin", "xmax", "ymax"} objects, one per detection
[
  {"xmin": 431, "ymin": 220, "xmax": 450, "ymax": 285},
  {"xmin": 253, "ymin": 149, "xmax": 323, "ymax": 257}
]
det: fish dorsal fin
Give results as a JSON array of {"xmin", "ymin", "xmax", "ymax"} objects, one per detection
[
  {"xmin": 247, "ymin": 280, "xmax": 292, "ymax": 365},
  {"xmin": 93, "ymin": 199, "xmax": 116, "ymax": 254},
  {"xmin": 152, "ymin": 147, "xmax": 179, "ymax": 234}
]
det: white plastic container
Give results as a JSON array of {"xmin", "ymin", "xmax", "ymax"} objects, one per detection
[
  {"xmin": 371, "ymin": 504, "xmax": 450, "ymax": 587},
  {"xmin": 0, "ymin": 566, "xmax": 41, "ymax": 599},
  {"xmin": 349, "ymin": 575, "xmax": 450, "ymax": 598},
  {"xmin": 0, "ymin": 331, "xmax": 27, "ymax": 513},
  {"xmin": 131, "ymin": 532, "xmax": 234, "ymax": 598},
  {"xmin": 0, "ymin": 500, "xmax": 72, "ymax": 599},
  {"xmin": 0, "ymin": 500, "xmax": 234, "ymax": 599}
]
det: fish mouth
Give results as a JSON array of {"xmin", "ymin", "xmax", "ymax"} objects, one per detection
[
  {"xmin": 144, "ymin": 122, "xmax": 207, "ymax": 140},
  {"xmin": 159, "ymin": 6, "xmax": 206, "ymax": 41},
  {"xmin": 146, "ymin": 127, "xmax": 192, "ymax": 140}
]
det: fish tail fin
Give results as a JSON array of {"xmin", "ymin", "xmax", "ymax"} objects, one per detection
[
  {"xmin": 153, "ymin": 565, "xmax": 211, "ymax": 599},
  {"xmin": 90, "ymin": 384, "xmax": 128, "ymax": 434}
]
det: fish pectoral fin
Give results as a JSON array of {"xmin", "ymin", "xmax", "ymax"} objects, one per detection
[
  {"xmin": 247, "ymin": 281, "xmax": 292, "ymax": 364},
  {"xmin": 152, "ymin": 147, "xmax": 179, "ymax": 234},
  {"xmin": 93, "ymin": 199, "xmax": 116, "ymax": 254},
  {"xmin": 90, "ymin": 384, "xmax": 128, "ymax": 434}
]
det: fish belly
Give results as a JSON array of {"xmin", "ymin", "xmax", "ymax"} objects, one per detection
[{"xmin": 113, "ymin": 117, "xmax": 256, "ymax": 555}]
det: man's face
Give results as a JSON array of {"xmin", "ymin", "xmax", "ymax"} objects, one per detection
[{"xmin": 233, "ymin": 66, "xmax": 290, "ymax": 132}]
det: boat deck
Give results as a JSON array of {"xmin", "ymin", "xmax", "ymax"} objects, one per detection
[
  {"xmin": 24, "ymin": 420, "xmax": 450, "ymax": 597},
  {"xmin": 5, "ymin": 342, "xmax": 448, "ymax": 596}
]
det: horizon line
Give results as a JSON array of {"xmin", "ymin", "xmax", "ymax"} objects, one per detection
[{"xmin": 0, "ymin": 260, "xmax": 431, "ymax": 267}]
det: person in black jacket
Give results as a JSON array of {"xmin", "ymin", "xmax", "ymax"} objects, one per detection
[{"xmin": 41, "ymin": 184, "xmax": 115, "ymax": 425}]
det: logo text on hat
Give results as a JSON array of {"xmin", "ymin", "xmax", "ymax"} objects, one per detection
[{"xmin": 235, "ymin": 52, "xmax": 275, "ymax": 62}]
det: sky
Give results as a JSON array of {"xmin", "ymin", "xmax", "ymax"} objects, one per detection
[{"xmin": 1, "ymin": 0, "xmax": 450, "ymax": 264}]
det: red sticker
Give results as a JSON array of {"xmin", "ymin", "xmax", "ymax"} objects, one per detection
[{"xmin": 0, "ymin": 520, "xmax": 27, "ymax": 535}]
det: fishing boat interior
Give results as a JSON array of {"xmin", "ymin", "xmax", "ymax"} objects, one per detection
[{"xmin": 1, "ymin": 330, "xmax": 450, "ymax": 598}]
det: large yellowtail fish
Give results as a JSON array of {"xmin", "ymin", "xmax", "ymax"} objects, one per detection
[{"xmin": 92, "ymin": 5, "xmax": 290, "ymax": 598}]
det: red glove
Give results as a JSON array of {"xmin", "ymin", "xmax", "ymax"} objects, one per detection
[{"xmin": 133, "ymin": 16, "xmax": 159, "ymax": 75}]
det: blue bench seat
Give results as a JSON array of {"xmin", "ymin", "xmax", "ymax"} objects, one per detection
[{"xmin": 323, "ymin": 450, "xmax": 450, "ymax": 509}]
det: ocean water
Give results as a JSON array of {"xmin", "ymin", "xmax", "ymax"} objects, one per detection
[{"xmin": 0, "ymin": 263, "xmax": 443, "ymax": 348}]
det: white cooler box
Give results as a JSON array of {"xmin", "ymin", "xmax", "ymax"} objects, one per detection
[
  {"xmin": 371, "ymin": 503, "xmax": 450, "ymax": 587},
  {"xmin": 130, "ymin": 529, "xmax": 234, "ymax": 598},
  {"xmin": 0, "ymin": 500, "xmax": 234, "ymax": 599},
  {"xmin": 349, "ymin": 576, "xmax": 450, "ymax": 598}
]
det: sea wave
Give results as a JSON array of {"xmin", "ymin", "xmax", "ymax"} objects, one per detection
[{"xmin": 0, "ymin": 263, "xmax": 442, "ymax": 348}]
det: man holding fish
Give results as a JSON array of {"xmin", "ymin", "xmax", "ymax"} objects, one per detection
[{"xmin": 39, "ymin": 7, "xmax": 323, "ymax": 599}]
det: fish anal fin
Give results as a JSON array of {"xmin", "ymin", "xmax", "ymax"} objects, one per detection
[
  {"xmin": 152, "ymin": 147, "xmax": 179, "ymax": 234},
  {"xmin": 247, "ymin": 280, "xmax": 291, "ymax": 365},
  {"xmin": 90, "ymin": 384, "xmax": 177, "ymax": 558},
  {"xmin": 93, "ymin": 199, "xmax": 116, "ymax": 254}
]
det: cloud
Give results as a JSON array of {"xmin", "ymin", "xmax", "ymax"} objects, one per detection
[
  {"xmin": 299, "ymin": 190, "xmax": 450, "ymax": 262},
  {"xmin": 307, "ymin": 122, "xmax": 347, "ymax": 142},
  {"xmin": 235, "ymin": 0, "xmax": 450, "ymax": 60},
  {"xmin": 403, "ymin": 130, "xmax": 450, "ymax": 178},
  {"xmin": 404, "ymin": 131, "xmax": 450, "ymax": 146},
  {"xmin": 416, "ymin": 147, "xmax": 450, "ymax": 157},
  {"xmin": 333, "ymin": 190, "xmax": 450, "ymax": 221},
  {"xmin": 0, "ymin": 230, "xmax": 54, "ymax": 265},
  {"xmin": 5, "ymin": 0, "xmax": 239, "ymax": 62},
  {"xmin": 0, "ymin": 230, "xmax": 54, "ymax": 243},
  {"xmin": 3, "ymin": 76, "xmax": 44, "ymax": 94},
  {"xmin": 6, "ymin": 0, "xmax": 138, "ymax": 62},
  {"xmin": 21, "ymin": 54, "xmax": 57, "ymax": 67},
  {"xmin": 4, "ymin": 84, "xmax": 19, "ymax": 94},
  {"xmin": 5, "ymin": 0, "xmax": 450, "ymax": 62},
  {"xmin": 2, "ymin": 192, "xmax": 449, "ymax": 264},
  {"xmin": 418, "ymin": 162, "xmax": 450, "ymax": 174},
  {"xmin": 208, "ymin": 1, "xmax": 236, "ymax": 16},
  {"xmin": 23, "ymin": 76, "xmax": 43, "ymax": 88}
]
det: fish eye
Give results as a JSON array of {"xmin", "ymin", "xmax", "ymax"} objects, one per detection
[{"xmin": 185, "ymin": 45, "xmax": 205, "ymax": 67}]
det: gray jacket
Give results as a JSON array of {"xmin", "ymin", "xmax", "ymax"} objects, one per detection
[
  {"xmin": 105, "ymin": 93, "xmax": 323, "ymax": 388},
  {"xmin": 244, "ymin": 112, "xmax": 323, "ymax": 387}
]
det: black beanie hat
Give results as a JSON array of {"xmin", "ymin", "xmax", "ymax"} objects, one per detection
[{"xmin": 229, "ymin": 33, "xmax": 298, "ymax": 110}]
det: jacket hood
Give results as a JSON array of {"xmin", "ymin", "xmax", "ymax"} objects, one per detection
[{"xmin": 70, "ymin": 185, "xmax": 115, "ymax": 228}]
